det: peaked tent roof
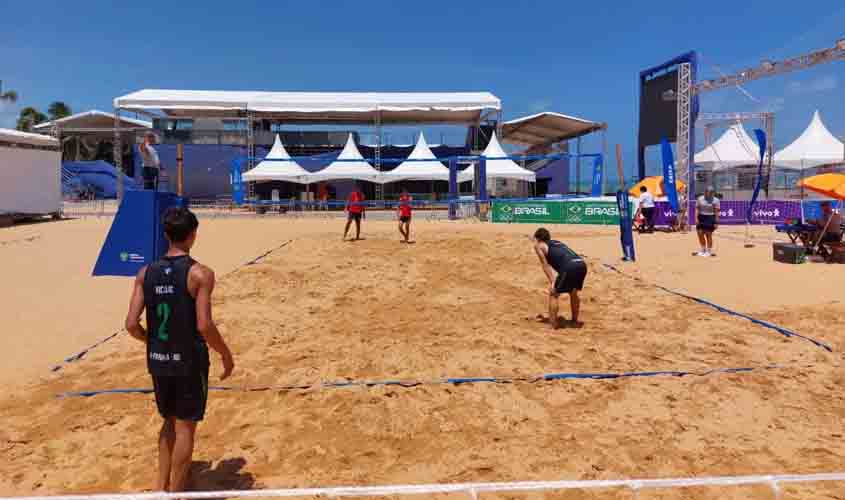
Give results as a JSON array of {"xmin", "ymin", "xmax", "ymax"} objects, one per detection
[
  {"xmin": 694, "ymin": 122, "xmax": 761, "ymax": 170},
  {"xmin": 308, "ymin": 134, "xmax": 382, "ymax": 183},
  {"xmin": 33, "ymin": 110, "xmax": 151, "ymax": 131},
  {"xmin": 379, "ymin": 133, "xmax": 472, "ymax": 183},
  {"xmin": 0, "ymin": 127, "xmax": 59, "ymax": 148},
  {"xmin": 242, "ymin": 134, "xmax": 311, "ymax": 183},
  {"xmin": 473, "ymin": 133, "xmax": 536, "ymax": 182},
  {"xmin": 774, "ymin": 111, "xmax": 844, "ymax": 169}
]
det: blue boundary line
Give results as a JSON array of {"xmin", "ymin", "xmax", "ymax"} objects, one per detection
[
  {"xmin": 49, "ymin": 240, "xmax": 294, "ymax": 374},
  {"xmin": 56, "ymin": 364, "xmax": 786, "ymax": 399},
  {"xmin": 600, "ymin": 262, "xmax": 833, "ymax": 352}
]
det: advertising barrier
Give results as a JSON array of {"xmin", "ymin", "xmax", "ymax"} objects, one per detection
[{"xmin": 492, "ymin": 199, "xmax": 632, "ymax": 225}]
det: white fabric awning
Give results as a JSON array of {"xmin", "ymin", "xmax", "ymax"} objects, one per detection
[
  {"xmin": 379, "ymin": 133, "xmax": 471, "ymax": 183},
  {"xmin": 774, "ymin": 110, "xmax": 844, "ymax": 169},
  {"xmin": 242, "ymin": 134, "xmax": 311, "ymax": 183},
  {"xmin": 501, "ymin": 112, "xmax": 604, "ymax": 147},
  {"xmin": 470, "ymin": 133, "xmax": 536, "ymax": 182},
  {"xmin": 694, "ymin": 123, "xmax": 761, "ymax": 170},
  {"xmin": 33, "ymin": 110, "xmax": 151, "ymax": 131},
  {"xmin": 113, "ymin": 90, "xmax": 501, "ymax": 124},
  {"xmin": 0, "ymin": 128, "xmax": 59, "ymax": 148},
  {"xmin": 308, "ymin": 134, "xmax": 382, "ymax": 183}
]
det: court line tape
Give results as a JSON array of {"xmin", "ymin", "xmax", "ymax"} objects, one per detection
[
  {"xmin": 49, "ymin": 240, "xmax": 294, "ymax": 373},
  {"xmin": 56, "ymin": 364, "xmax": 788, "ymax": 398},
  {"xmin": 3, "ymin": 472, "xmax": 844, "ymax": 500},
  {"xmin": 600, "ymin": 262, "xmax": 833, "ymax": 352}
]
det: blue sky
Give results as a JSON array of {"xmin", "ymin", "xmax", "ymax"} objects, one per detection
[{"xmin": 2, "ymin": 1, "xmax": 844, "ymax": 179}]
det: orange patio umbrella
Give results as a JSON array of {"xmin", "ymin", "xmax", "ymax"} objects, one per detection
[
  {"xmin": 798, "ymin": 173, "xmax": 845, "ymax": 200},
  {"xmin": 628, "ymin": 176, "xmax": 686, "ymax": 198}
]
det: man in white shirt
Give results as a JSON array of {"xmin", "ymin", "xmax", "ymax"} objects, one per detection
[
  {"xmin": 139, "ymin": 132, "xmax": 161, "ymax": 191},
  {"xmin": 635, "ymin": 186, "xmax": 656, "ymax": 232}
]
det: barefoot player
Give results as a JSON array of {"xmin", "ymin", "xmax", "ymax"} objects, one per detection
[
  {"xmin": 343, "ymin": 184, "xmax": 365, "ymax": 241},
  {"xmin": 532, "ymin": 227, "xmax": 587, "ymax": 329},
  {"xmin": 397, "ymin": 188, "xmax": 412, "ymax": 243},
  {"xmin": 125, "ymin": 207, "xmax": 235, "ymax": 494}
]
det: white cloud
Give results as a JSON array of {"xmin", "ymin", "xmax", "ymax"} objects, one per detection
[{"xmin": 787, "ymin": 75, "xmax": 838, "ymax": 94}]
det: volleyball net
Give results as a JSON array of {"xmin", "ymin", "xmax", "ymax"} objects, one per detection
[{"xmin": 4, "ymin": 473, "xmax": 844, "ymax": 500}]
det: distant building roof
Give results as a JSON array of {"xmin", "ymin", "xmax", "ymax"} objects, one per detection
[
  {"xmin": 502, "ymin": 112, "xmax": 605, "ymax": 148},
  {"xmin": 33, "ymin": 110, "xmax": 151, "ymax": 132}
]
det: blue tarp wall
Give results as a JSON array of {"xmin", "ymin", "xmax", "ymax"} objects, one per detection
[{"xmin": 63, "ymin": 161, "xmax": 139, "ymax": 199}]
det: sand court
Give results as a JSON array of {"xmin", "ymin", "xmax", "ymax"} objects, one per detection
[{"xmin": 1, "ymin": 218, "xmax": 843, "ymax": 498}]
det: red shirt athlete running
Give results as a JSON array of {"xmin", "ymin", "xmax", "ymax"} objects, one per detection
[
  {"xmin": 397, "ymin": 189, "xmax": 413, "ymax": 243},
  {"xmin": 343, "ymin": 186, "xmax": 365, "ymax": 241}
]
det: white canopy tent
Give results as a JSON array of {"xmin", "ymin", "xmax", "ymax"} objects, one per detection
[
  {"xmin": 378, "ymin": 133, "xmax": 472, "ymax": 183},
  {"xmin": 774, "ymin": 110, "xmax": 844, "ymax": 169},
  {"xmin": 694, "ymin": 122, "xmax": 761, "ymax": 170},
  {"xmin": 308, "ymin": 134, "xmax": 382, "ymax": 183},
  {"xmin": 242, "ymin": 134, "xmax": 310, "ymax": 183},
  {"xmin": 470, "ymin": 133, "xmax": 536, "ymax": 182}
]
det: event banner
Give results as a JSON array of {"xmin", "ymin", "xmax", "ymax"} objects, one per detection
[
  {"xmin": 492, "ymin": 200, "xmax": 632, "ymax": 225},
  {"xmin": 652, "ymin": 201, "xmax": 802, "ymax": 226},
  {"xmin": 491, "ymin": 200, "xmax": 564, "ymax": 224}
]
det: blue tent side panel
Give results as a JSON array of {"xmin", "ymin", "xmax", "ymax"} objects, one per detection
[
  {"xmin": 92, "ymin": 191, "xmax": 184, "ymax": 277},
  {"xmin": 63, "ymin": 161, "xmax": 138, "ymax": 198}
]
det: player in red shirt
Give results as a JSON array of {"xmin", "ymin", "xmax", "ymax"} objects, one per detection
[
  {"xmin": 397, "ymin": 188, "xmax": 413, "ymax": 243},
  {"xmin": 343, "ymin": 184, "xmax": 365, "ymax": 241}
]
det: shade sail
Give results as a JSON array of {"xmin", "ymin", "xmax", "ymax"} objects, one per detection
[
  {"xmin": 501, "ymin": 112, "xmax": 604, "ymax": 147},
  {"xmin": 628, "ymin": 176, "xmax": 686, "ymax": 197},
  {"xmin": 694, "ymin": 123, "xmax": 760, "ymax": 170},
  {"xmin": 774, "ymin": 111, "xmax": 844, "ymax": 169},
  {"xmin": 471, "ymin": 133, "xmax": 536, "ymax": 182},
  {"xmin": 113, "ymin": 90, "xmax": 501, "ymax": 124},
  {"xmin": 242, "ymin": 134, "xmax": 311, "ymax": 183},
  {"xmin": 798, "ymin": 173, "xmax": 845, "ymax": 200},
  {"xmin": 379, "ymin": 133, "xmax": 471, "ymax": 183},
  {"xmin": 308, "ymin": 134, "xmax": 382, "ymax": 183}
]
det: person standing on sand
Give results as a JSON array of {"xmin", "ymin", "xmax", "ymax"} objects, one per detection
[
  {"xmin": 397, "ymin": 188, "xmax": 413, "ymax": 243},
  {"xmin": 139, "ymin": 132, "xmax": 162, "ymax": 191},
  {"xmin": 694, "ymin": 186, "xmax": 720, "ymax": 257},
  {"xmin": 532, "ymin": 227, "xmax": 587, "ymax": 329},
  {"xmin": 125, "ymin": 207, "xmax": 234, "ymax": 494},
  {"xmin": 343, "ymin": 184, "xmax": 366, "ymax": 241}
]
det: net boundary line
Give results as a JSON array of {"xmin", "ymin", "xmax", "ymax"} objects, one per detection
[
  {"xmin": 3, "ymin": 472, "xmax": 844, "ymax": 500},
  {"xmin": 599, "ymin": 262, "xmax": 833, "ymax": 352},
  {"xmin": 49, "ymin": 240, "xmax": 294, "ymax": 373}
]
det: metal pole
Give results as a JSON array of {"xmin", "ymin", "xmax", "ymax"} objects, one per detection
[
  {"xmin": 114, "ymin": 107, "xmax": 123, "ymax": 201},
  {"xmin": 575, "ymin": 137, "xmax": 582, "ymax": 194},
  {"xmin": 601, "ymin": 125, "xmax": 608, "ymax": 196},
  {"xmin": 176, "ymin": 143, "xmax": 184, "ymax": 196}
]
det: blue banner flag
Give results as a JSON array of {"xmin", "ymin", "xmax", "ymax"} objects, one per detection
[
  {"xmin": 616, "ymin": 190, "xmax": 636, "ymax": 261},
  {"xmin": 746, "ymin": 129, "xmax": 767, "ymax": 224},
  {"xmin": 591, "ymin": 155, "xmax": 604, "ymax": 197},
  {"xmin": 660, "ymin": 138, "xmax": 680, "ymax": 212},
  {"xmin": 231, "ymin": 158, "xmax": 244, "ymax": 205}
]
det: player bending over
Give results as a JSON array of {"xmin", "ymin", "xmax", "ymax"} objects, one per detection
[
  {"xmin": 125, "ymin": 207, "xmax": 235, "ymax": 494},
  {"xmin": 533, "ymin": 227, "xmax": 587, "ymax": 329}
]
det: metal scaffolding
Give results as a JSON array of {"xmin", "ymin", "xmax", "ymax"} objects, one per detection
[{"xmin": 675, "ymin": 62, "xmax": 693, "ymax": 229}]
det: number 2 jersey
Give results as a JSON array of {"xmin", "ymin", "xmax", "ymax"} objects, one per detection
[{"xmin": 143, "ymin": 255, "xmax": 209, "ymax": 377}]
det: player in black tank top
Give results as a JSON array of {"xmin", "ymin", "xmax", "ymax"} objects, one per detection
[
  {"xmin": 143, "ymin": 255, "xmax": 209, "ymax": 376},
  {"xmin": 125, "ymin": 207, "xmax": 234, "ymax": 494},
  {"xmin": 533, "ymin": 228, "xmax": 588, "ymax": 329}
]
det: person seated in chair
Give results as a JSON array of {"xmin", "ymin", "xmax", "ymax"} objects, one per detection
[{"xmin": 810, "ymin": 201, "xmax": 843, "ymax": 246}]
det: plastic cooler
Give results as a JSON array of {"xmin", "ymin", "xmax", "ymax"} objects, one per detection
[{"xmin": 772, "ymin": 242, "xmax": 806, "ymax": 264}]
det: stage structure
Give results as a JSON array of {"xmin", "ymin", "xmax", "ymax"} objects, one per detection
[
  {"xmin": 639, "ymin": 38, "xmax": 845, "ymax": 227},
  {"xmin": 111, "ymin": 90, "xmax": 606, "ymax": 201}
]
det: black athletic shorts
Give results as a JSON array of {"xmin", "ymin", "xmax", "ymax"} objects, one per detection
[
  {"xmin": 348, "ymin": 212, "xmax": 362, "ymax": 222},
  {"xmin": 152, "ymin": 367, "xmax": 209, "ymax": 422},
  {"xmin": 142, "ymin": 166, "xmax": 159, "ymax": 190},
  {"xmin": 399, "ymin": 215, "xmax": 411, "ymax": 223},
  {"xmin": 553, "ymin": 259, "xmax": 587, "ymax": 295},
  {"xmin": 821, "ymin": 232, "xmax": 842, "ymax": 243},
  {"xmin": 641, "ymin": 207, "xmax": 655, "ymax": 224},
  {"xmin": 697, "ymin": 214, "xmax": 716, "ymax": 232}
]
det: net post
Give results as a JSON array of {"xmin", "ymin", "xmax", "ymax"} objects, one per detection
[
  {"xmin": 448, "ymin": 157, "xmax": 458, "ymax": 220},
  {"xmin": 478, "ymin": 156, "xmax": 488, "ymax": 221}
]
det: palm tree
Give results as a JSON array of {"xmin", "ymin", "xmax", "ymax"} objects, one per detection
[
  {"xmin": 0, "ymin": 80, "xmax": 17, "ymax": 103},
  {"xmin": 16, "ymin": 107, "xmax": 47, "ymax": 132},
  {"xmin": 47, "ymin": 101, "xmax": 72, "ymax": 121}
]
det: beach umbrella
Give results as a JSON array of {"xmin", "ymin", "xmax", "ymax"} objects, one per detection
[
  {"xmin": 628, "ymin": 176, "xmax": 686, "ymax": 198},
  {"xmin": 797, "ymin": 173, "xmax": 845, "ymax": 200}
]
